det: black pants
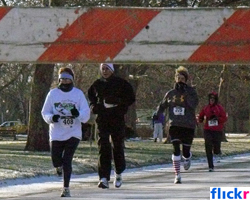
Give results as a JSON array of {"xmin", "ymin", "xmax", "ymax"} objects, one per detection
[
  {"xmin": 51, "ymin": 137, "xmax": 80, "ymax": 187},
  {"xmin": 203, "ymin": 130, "xmax": 222, "ymax": 169},
  {"xmin": 97, "ymin": 130, "xmax": 126, "ymax": 181}
]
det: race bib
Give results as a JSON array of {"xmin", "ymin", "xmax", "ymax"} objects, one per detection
[
  {"xmin": 208, "ymin": 120, "xmax": 218, "ymax": 127},
  {"xmin": 173, "ymin": 107, "xmax": 185, "ymax": 116},
  {"xmin": 60, "ymin": 116, "xmax": 75, "ymax": 128}
]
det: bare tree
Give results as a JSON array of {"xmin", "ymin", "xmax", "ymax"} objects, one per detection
[
  {"xmin": 25, "ymin": 65, "xmax": 54, "ymax": 151},
  {"xmin": 218, "ymin": 65, "xmax": 230, "ymax": 142},
  {"xmin": 0, "ymin": 65, "xmax": 32, "ymax": 124}
]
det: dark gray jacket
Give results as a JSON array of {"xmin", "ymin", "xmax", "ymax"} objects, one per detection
[{"xmin": 157, "ymin": 83, "xmax": 198, "ymax": 129}]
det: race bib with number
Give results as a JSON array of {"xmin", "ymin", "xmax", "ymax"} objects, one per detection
[
  {"xmin": 60, "ymin": 116, "xmax": 75, "ymax": 128},
  {"xmin": 173, "ymin": 107, "xmax": 185, "ymax": 116},
  {"xmin": 208, "ymin": 120, "xmax": 218, "ymax": 127}
]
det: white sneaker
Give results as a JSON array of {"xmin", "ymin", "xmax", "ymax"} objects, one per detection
[
  {"xmin": 98, "ymin": 178, "xmax": 109, "ymax": 189},
  {"xmin": 183, "ymin": 159, "xmax": 191, "ymax": 170},
  {"xmin": 61, "ymin": 188, "xmax": 71, "ymax": 197},
  {"xmin": 114, "ymin": 173, "xmax": 122, "ymax": 188},
  {"xmin": 174, "ymin": 174, "xmax": 181, "ymax": 184},
  {"xmin": 183, "ymin": 152, "xmax": 192, "ymax": 170}
]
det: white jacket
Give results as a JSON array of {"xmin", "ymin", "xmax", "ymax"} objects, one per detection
[{"xmin": 41, "ymin": 87, "xmax": 90, "ymax": 141}]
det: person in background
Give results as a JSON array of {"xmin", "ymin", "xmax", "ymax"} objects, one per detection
[
  {"xmin": 197, "ymin": 92, "xmax": 227, "ymax": 172},
  {"xmin": 156, "ymin": 66, "xmax": 198, "ymax": 184},
  {"xmin": 152, "ymin": 110, "xmax": 165, "ymax": 142},
  {"xmin": 88, "ymin": 63, "xmax": 135, "ymax": 189},
  {"xmin": 41, "ymin": 67, "xmax": 90, "ymax": 197}
]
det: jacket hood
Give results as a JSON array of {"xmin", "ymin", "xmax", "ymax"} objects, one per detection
[{"xmin": 208, "ymin": 92, "xmax": 218, "ymax": 104}]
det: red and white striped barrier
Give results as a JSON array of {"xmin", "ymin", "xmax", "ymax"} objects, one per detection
[{"xmin": 0, "ymin": 7, "xmax": 249, "ymax": 64}]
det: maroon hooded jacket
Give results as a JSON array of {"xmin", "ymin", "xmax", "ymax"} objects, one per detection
[{"xmin": 198, "ymin": 92, "xmax": 227, "ymax": 131}]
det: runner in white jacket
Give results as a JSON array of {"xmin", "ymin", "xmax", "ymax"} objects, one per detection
[{"xmin": 41, "ymin": 67, "xmax": 90, "ymax": 197}]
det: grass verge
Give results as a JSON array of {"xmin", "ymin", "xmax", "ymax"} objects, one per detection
[{"xmin": 0, "ymin": 135, "xmax": 249, "ymax": 180}]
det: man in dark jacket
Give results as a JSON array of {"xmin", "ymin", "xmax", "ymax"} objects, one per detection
[
  {"xmin": 198, "ymin": 92, "xmax": 227, "ymax": 172},
  {"xmin": 88, "ymin": 63, "xmax": 135, "ymax": 189},
  {"xmin": 157, "ymin": 66, "xmax": 198, "ymax": 184}
]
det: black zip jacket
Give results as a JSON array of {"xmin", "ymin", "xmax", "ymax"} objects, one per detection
[{"xmin": 88, "ymin": 75, "xmax": 135, "ymax": 129}]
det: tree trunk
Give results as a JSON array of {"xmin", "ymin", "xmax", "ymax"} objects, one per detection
[
  {"xmin": 126, "ymin": 78, "xmax": 138, "ymax": 137},
  {"xmin": 233, "ymin": 116, "xmax": 237, "ymax": 132},
  {"xmin": 25, "ymin": 64, "xmax": 54, "ymax": 151},
  {"xmin": 218, "ymin": 65, "xmax": 229, "ymax": 142}
]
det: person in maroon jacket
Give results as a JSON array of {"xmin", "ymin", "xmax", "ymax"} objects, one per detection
[{"xmin": 198, "ymin": 92, "xmax": 227, "ymax": 172}]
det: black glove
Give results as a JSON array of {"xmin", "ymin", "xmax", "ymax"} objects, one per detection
[
  {"xmin": 175, "ymin": 82, "xmax": 187, "ymax": 91},
  {"xmin": 104, "ymin": 96, "xmax": 121, "ymax": 105},
  {"xmin": 198, "ymin": 116, "xmax": 204, "ymax": 123},
  {"xmin": 209, "ymin": 115, "xmax": 218, "ymax": 120},
  {"xmin": 71, "ymin": 106, "xmax": 79, "ymax": 118},
  {"xmin": 52, "ymin": 115, "xmax": 60, "ymax": 122}
]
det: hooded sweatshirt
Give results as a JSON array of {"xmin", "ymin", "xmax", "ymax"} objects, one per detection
[
  {"xmin": 198, "ymin": 92, "xmax": 227, "ymax": 131},
  {"xmin": 157, "ymin": 82, "xmax": 199, "ymax": 129}
]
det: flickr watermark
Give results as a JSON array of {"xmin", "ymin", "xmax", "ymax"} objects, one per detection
[{"xmin": 210, "ymin": 187, "xmax": 250, "ymax": 200}]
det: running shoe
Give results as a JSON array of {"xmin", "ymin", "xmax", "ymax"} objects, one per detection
[
  {"xmin": 114, "ymin": 173, "xmax": 122, "ymax": 188},
  {"xmin": 209, "ymin": 168, "xmax": 214, "ymax": 172},
  {"xmin": 183, "ymin": 159, "xmax": 191, "ymax": 170},
  {"xmin": 98, "ymin": 178, "xmax": 109, "ymax": 189},
  {"xmin": 61, "ymin": 188, "xmax": 71, "ymax": 197},
  {"xmin": 174, "ymin": 174, "xmax": 181, "ymax": 184}
]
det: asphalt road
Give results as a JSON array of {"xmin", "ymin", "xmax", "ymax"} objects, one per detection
[{"xmin": 1, "ymin": 154, "xmax": 250, "ymax": 200}]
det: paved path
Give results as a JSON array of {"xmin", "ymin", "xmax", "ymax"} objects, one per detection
[{"xmin": 1, "ymin": 154, "xmax": 250, "ymax": 200}]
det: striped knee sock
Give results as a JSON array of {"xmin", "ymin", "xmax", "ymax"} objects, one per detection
[{"xmin": 172, "ymin": 154, "xmax": 181, "ymax": 175}]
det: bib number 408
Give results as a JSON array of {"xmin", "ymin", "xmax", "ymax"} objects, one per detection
[
  {"xmin": 63, "ymin": 118, "xmax": 74, "ymax": 125},
  {"xmin": 60, "ymin": 116, "xmax": 75, "ymax": 128}
]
